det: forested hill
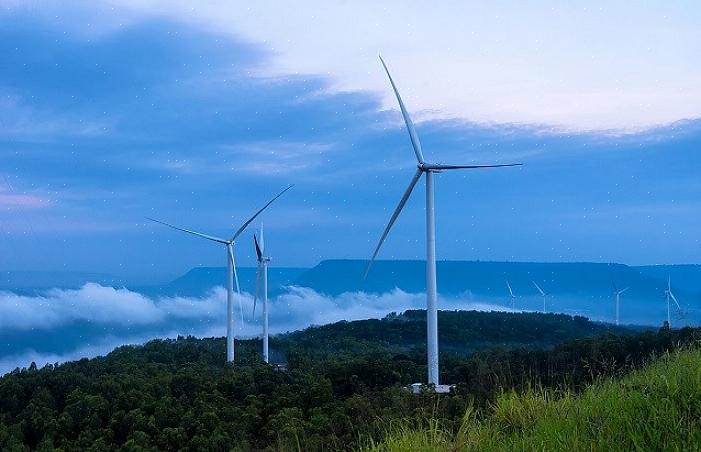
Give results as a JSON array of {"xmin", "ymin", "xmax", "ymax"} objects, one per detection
[
  {"xmin": 2, "ymin": 311, "xmax": 689, "ymax": 451},
  {"xmin": 276, "ymin": 310, "xmax": 630, "ymax": 357}
]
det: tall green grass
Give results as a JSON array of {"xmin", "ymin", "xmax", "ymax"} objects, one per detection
[{"xmin": 361, "ymin": 348, "xmax": 701, "ymax": 451}]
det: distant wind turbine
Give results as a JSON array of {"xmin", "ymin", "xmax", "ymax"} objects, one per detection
[
  {"xmin": 533, "ymin": 281, "xmax": 547, "ymax": 312},
  {"xmin": 506, "ymin": 279, "xmax": 516, "ymax": 309},
  {"xmin": 147, "ymin": 185, "xmax": 292, "ymax": 363},
  {"xmin": 611, "ymin": 280, "xmax": 628, "ymax": 326},
  {"xmin": 366, "ymin": 56, "xmax": 521, "ymax": 388},
  {"xmin": 252, "ymin": 224, "xmax": 271, "ymax": 363},
  {"xmin": 664, "ymin": 275, "xmax": 682, "ymax": 327}
]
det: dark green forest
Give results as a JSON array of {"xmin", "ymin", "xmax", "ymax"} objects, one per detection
[{"xmin": 1, "ymin": 310, "xmax": 696, "ymax": 451}]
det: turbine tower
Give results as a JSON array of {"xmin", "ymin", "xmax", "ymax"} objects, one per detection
[
  {"xmin": 506, "ymin": 279, "xmax": 516, "ymax": 309},
  {"xmin": 366, "ymin": 56, "xmax": 521, "ymax": 388},
  {"xmin": 253, "ymin": 225, "xmax": 271, "ymax": 363},
  {"xmin": 533, "ymin": 281, "xmax": 547, "ymax": 312},
  {"xmin": 664, "ymin": 275, "xmax": 681, "ymax": 327},
  {"xmin": 611, "ymin": 280, "xmax": 628, "ymax": 326},
  {"xmin": 148, "ymin": 185, "xmax": 292, "ymax": 363}
]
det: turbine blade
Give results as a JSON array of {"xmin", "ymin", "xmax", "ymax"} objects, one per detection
[
  {"xmin": 670, "ymin": 292, "xmax": 681, "ymax": 309},
  {"xmin": 254, "ymin": 234, "xmax": 263, "ymax": 262},
  {"xmin": 425, "ymin": 163, "xmax": 522, "ymax": 170},
  {"xmin": 227, "ymin": 244, "xmax": 243, "ymax": 324},
  {"xmin": 228, "ymin": 246, "xmax": 241, "ymax": 294},
  {"xmin": 532, "ymin": 281, "xmax": 545, "ymax": 296},
  {"xmin": 620, "ymin": 287, "xmax": 629, "ymax": 294},
  {"xmin": 379, "ymin": 56, "xmax": 425, "ymax": 164},
  {"xmin": 506, "ymin": 280, "xmax": 514, "ymax": 297},
  {"xmin": 259, "ymin": 223, "xmax": 265, "ymax": 254},
  {"xmin": 252, "ymin": 265, "xmax": 262, "ymax": 319},
  {"xmin": 611, "ymin": 279, "xmax": 618, "ymax": 293},
  {"xmin": 146, "ymin": 217, "xmax": 227, "ymax": 243},
  {"xmin": 365, "ymin": 168, "xmax": 423, "ymax": 277},
  {"xmin": 230, "ymin": 185, "xmax": 293, "ymax": 242}
]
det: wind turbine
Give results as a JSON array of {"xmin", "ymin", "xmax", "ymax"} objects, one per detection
[
  {"xmin": 611, "ymin": 280, "xmax": 628, "ymax": 326},
  {"xmin": 506, "ymin": 279, "xmax": 516, "ymax": 309},
  {"xmin": 252, "ymin": 224, "xmax": 271, "ymax": 363},
  {"xmin": 366, "ymin": 56, "xmax": 521, "ymax": 388},
  {"xmin": 664, "ymin": 275, "xmax": 682, "ymax": 327},
  {"xmin": 147, "ymin": 184, "xmax": 292, "ymax": 363},
  {"xmin": 533, "ymin": 281, "xmax": 547, "ymax": 312}
]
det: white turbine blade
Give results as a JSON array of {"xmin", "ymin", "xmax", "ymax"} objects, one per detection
[
  {"xmin": 379, "ymin": 56, "xmax": 425, "ymax": 164},
  {"xmin": 259, "ymin": 223, "xmax": 265, "ymax": 254},
  {"xmin": 506, "ymin": 280, "xmax": 515, "ymax": 298},
  {"xmin": 426, "ymin": 163, "xmax": 522, "ymax": 170},
  {"xmin": 611, "ymin": 279, "xmax": 618, "ymax": 293},
  {"xmin": 532, "ymin": 281, "xmax": 545, "ymax": 296},
  {"xmin": 230, "ymin": 185, "xmax": 293, "ymax": 242},
  {"xmin": 365, "ymin": 168, "xmax": 423, "ymax": 277},
  {"xmin": 228, "ymin": 246, "xmax": 243, "ymax": 324},
  {"xmin": 670, "ymin": 291, "xmax": 681, "ymax": 310},
  {"xmin": 252, "ymin": 265, "xmax": 262, "ymax": 318},
  {"xmin": 146, "ymin": 217, "xmax": 227, "ymax": 243},
  {"xmin": 228, "ymin": 246, "xmax": 241, "ymax": 294},
  {"xmin": 620, "ymin": 287, "xmax": 629, "ymax": 295}
]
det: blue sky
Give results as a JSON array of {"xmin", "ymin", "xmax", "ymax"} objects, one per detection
[{"xmin": 1, "ymin": 2, "xmax": 700, "ymax": 281}]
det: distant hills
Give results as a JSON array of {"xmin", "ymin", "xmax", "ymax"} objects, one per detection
[
  {"xmin": 150, "ymin": 261, "xmax": 701, "ymax": 302},
  {"xmin": 636, "ymin": 264, "xmax": 701, "ymax": 293},
  {"xmin": 294, "ymin": 259, "xmax": 683, "ymax": 297},
  {"xmin": 136, "ymin": 266, "xmax": 308, "ymax": 297},
  {"xmin": 292, "ymin": 260, "xmax": 701, "ymax": 325},
  {"xmin": 2, "ymin": 261, "xmax": 699, "ymax": 326}
]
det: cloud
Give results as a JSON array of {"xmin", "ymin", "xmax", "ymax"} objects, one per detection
[
  {"xmin": 0, "ymin": 92, "xmax": 108, "ymax": 141},
  {"xmin": 0, "ymin": 283, "xmax": 165, "ymax": 330},
  {"xmin": 0, "ymin": 283, "xmax": 514, "ymax": 373},
  {"xmin": 103, "ymin": 0, "xmax": 701, "ymax": 131},
  {"xmin": 0, "ymin": 283, "xmax": 511, "ymax": 333},
  {"xmin": 0, "ymin": 193, "xmax": 49, "ymax": 209}
]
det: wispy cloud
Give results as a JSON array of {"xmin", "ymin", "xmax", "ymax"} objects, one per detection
[
  {"xmin": 0, "ymin": 192, "xmax": 49, "ymax": 209},
  {"xmin": 0, "ymin": 283, "xmax": 512, "ymax": 333},
  {"xmin": 103, "ymin": 0, "xmax": 701, "ymax": 131},
  {"xmin": 0, "ymin": 92, "xmax": 108, "ymax": 141}
]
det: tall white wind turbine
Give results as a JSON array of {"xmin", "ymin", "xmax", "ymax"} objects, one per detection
[
  {"xmin": 506, "ymin": 279, "xmax": 516, "ymax": 309},
  {"xmin": 366, "ymin": 56, "xmax": 521, "ymax": 388},
  {"xmin": 664, "ymin": 275, "xmax": 681, "ymax": 327},
  {"xmin": 611, "ymin": 280, "xmax": 628, "ymax": 326},
  {"xmin": 252, "ymin": 225, "xmax": 271, "ymax": 363},
  {"xmin": 533, "ymin": 281, "xmax": 547, "ymax": 312},
  {"xmin": 148, "ymin": 185, "xmax": 292, "ymax": 363}
]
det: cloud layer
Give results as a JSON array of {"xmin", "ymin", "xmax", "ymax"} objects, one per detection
[{"xmin": 0, "ymin": 283, "xmax": 512, "ymax": 374}]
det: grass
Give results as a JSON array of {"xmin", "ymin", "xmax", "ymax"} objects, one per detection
[{"xmin": 361, "ymin": 347, "xmax": 701, "ymax": 451}]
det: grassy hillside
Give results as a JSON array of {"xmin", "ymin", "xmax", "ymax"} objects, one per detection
[{"xmin": 363, "ymin": 347, "xmax": 701, "ymax": 451}]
